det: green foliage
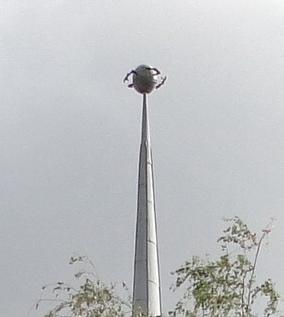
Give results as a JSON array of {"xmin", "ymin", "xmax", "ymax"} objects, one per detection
[
  {"xmin": 37, "ymin": 256, "xmax": 131, "ymax": 317},
  {"xmin": 37, "ymin": 218, "xmax": 280, "ymax": 317},
  {"xmin": 170, "ymin": 217, "xmax": 279, "ymax": 317}
]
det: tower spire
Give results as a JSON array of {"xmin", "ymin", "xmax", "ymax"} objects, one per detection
[
  {"xmin": 133, "ymin": 94, "xmax": 161, "ymax": 317},
  {"xmin": 124, "ymin": 64, "xmax": 166, "ymax": 317}
]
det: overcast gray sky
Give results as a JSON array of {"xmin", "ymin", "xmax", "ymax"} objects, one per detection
[{"xmin": 1, "ymin": 1, "xmax": 284, "ymax": 316}]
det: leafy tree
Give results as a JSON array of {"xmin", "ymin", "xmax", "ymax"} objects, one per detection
[
  {"xmin": 36, "ymin": 255, "xmax": 131, "ymax": 317},
  {"xmin": 37, "ymin": 218, "xmax": 280, "ymax": 317},
  {"xmin": 170, "ymin": 217, "xmax": 280, "ymax": 317}
]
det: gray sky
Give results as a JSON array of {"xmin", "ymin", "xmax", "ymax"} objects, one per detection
[{"xmin": 1, "ymin": 0, "xmax": 284, "ymax": 316}]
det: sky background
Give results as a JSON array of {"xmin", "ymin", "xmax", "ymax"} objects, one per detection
[{"xmin": 1, "ymin": 0, "xmax": 284, "ymax": 316}]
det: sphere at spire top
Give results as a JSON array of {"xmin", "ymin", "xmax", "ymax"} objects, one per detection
[
  {"xmin": 123, "ymin": 64, "xmax": 167, "ymax": 94},
  {"xmin": 133, "ymin": 65, "xmax": 155, "ymax": 94}
]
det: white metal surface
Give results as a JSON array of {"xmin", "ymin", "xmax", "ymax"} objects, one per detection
[{"xmin": 133, "ymin": 94, "xmax": 161, "ymax": 317}]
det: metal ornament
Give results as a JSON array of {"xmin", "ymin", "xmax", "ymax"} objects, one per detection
[{"xmin": 124, "ymin": 64, "xmax": 167, "ymax": 94}]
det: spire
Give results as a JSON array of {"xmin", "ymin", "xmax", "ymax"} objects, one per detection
[
  {"xmin": 124, "ymin": 64, "xmax": 166, "ymax": 317},
  {"xmin": 133, "ymin": 94, "xmax": 162, "ymax": 317}
]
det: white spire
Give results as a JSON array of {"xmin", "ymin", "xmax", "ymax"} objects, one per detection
[{"xmin": 133, "ymin": 94, "xmax": 162, "ymax": 317}]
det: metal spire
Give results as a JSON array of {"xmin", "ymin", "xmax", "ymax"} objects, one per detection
[
  {"xmin": 133, "ymin": 94, "xmax": 161, "ymax": 317},
  {"xmin": 124, "ymin": 65, "xmax": 166, "ymax": 317}
]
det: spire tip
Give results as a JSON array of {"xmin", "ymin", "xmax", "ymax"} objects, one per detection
[{"xmin": 123, "ymin": 65, "xmax": 166, "ymax": 94}]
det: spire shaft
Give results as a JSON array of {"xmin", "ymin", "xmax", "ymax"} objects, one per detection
[{"xmin": 133, "ymin": 94, "xmax": 161, "ymax": 317}]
